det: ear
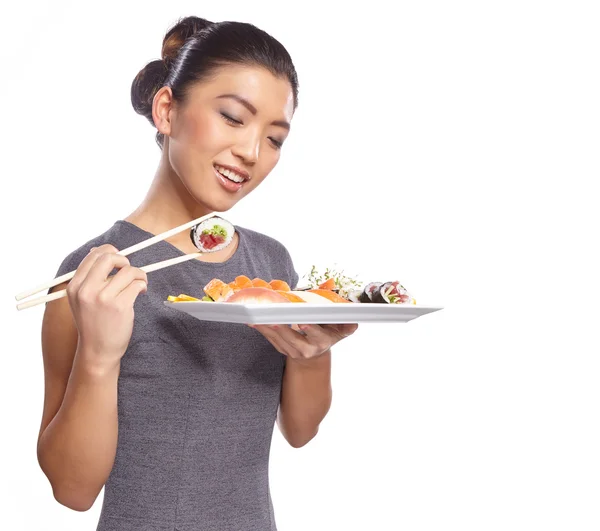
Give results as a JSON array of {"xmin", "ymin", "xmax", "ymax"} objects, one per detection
[{"xmin": 152, "ymin": 86, "xmax": 174, "ymax": 138}]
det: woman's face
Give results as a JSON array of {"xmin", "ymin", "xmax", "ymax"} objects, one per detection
[{"xmin": 156, "ymin": 64, "xmax": 294, "ymax": 213}]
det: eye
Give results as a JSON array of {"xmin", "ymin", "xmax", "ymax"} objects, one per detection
[
  {"xmin": 220, "ymin": 112, "xmax": 243, "ymax": 126},
  {"xmin": 269, "ymin": 137, "xmax": 283, "ymax": 149}
]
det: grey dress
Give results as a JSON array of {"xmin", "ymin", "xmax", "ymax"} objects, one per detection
[{"xmin": 54, "ymin": 220, "xmax": 299, "ymax": 531}]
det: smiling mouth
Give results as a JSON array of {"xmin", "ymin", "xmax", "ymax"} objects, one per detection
[{"xmin": 213, "ymin": 164, "xmax": 249, "ymax": 183}]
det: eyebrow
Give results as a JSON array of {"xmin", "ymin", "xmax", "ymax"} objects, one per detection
[{"xmin": 216, "ymin": 93, "xmax": 290, "ymax": 131}]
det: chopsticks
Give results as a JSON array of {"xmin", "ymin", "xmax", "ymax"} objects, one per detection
[
  {"xmin": 16, "ymin": 252, "xmax": 202, "ymax": 311},
  {"xmin": 15, "ymin": 212, "xmax": 218, "ymax": 311}
]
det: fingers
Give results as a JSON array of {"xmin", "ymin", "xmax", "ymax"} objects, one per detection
[
  {"xmin": 67, "ymin": 245, "xmax": 121, "ymax": 299},
  {"xmin": 118, "ymin": 279, "xmax": 149, "ymax": 307},
  {"xmin": 68, "ymin": 245, "xmax": 116, "ymax": 285},
  {"xmin": 84, "ymin": 252, "xmax": 131, "ymax": 288},
  {"xmin": 320, "ymin": 323, "xmax": 359, "ymax": 338},
  {"xmin": 293, "ymin": 324, "xmax": 335, "ymax": 353},
  {"xmin": 250, "ymin": 322, "xmax": 359, "ymax": 360},
  {"xmin": 78, "ymin": 246, "xmax": 148, "ymax": 307},
  {"xmin": 252, "ymin": 324, "xmax": 328, "ymax": 359},
  {"xmin": 252, "ymin": 325, "xmax": 299, "ymax": 357},
  {"xmin": 103, "ymin": 266, "xmax": 148, "ymax": 299}
]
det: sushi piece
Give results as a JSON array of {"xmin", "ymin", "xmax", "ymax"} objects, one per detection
[
  {"xmin": 166, "ymin": 294, "xmax": 200, "ymax": 302},
  {"xmin": 252, "ymin": 278, "xmax": 272, "ymax": 288},
  {"xmin": 190, "ymin": 216, "xmax": 235, "ymax": 252},
  {"xmin": 276, "ymin": 291, "xmax": 306, "ymax": 302},
  {"xmin": 226, "ymin": 287, "xmax": 291, "ymax": 304},
  {"xmin": 176, "ymin": 294, "xmax": 200, "ymax": 301},
  {"xmin": 291, "ymin": 285, "xmax": 312, "ymax": 291},
  {"xmin": 203, "ymin": 278, "xmax": 235, "ymax": 302},
  {"xmin": 307, "ymin": 289, "xmax": 351, "ymax": 303},
  {"xmin": 318, "ymin": 278, "xmax": 336, "ymax": 290},
  {"xmin": 269, "ymin": 279, "xmax": 291, "ymax": 291},
  {"xmin": 288, "ymin": 291, "xmax": 335, "ymax": 304},
  {"xmin": 372, "ymin": 281, "xmax": 414, "ymax": 304},
  {"xmin": 347, "ymin": 289, "xmax": 363, "ymax": 303},
  {"xmin": 234, "ymin": 275, "xmax": 254, "ymax": 289},
  {"xmin": 358, "ymin": 282, "xmax": 382, "ymax": 303},
  {"xmin": 227, "ymin": 281, "xmax": 240, "ymax": 292}
]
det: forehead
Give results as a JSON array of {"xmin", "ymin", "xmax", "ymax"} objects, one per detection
[{"xmin": 188, "ymin": 64, "xmax": 294, "ymax": 121}]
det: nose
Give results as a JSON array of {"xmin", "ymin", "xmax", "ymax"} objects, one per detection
[{"xmin": 231, "ymin": 130, "xmax": 260, "ymax": 165}]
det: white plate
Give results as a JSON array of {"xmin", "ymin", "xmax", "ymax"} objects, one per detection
[{"xmin": 163, "ymin": 301, "xmax": 443, "ymax": 324}]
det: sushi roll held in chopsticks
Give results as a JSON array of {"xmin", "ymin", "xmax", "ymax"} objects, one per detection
[
  {"xmin": 190, "ymin": 216, "xmax": 235, "ymax": 252},
  {"xmin": 16, "ymin": 213, "xmax": 238, "ymax": 311}
]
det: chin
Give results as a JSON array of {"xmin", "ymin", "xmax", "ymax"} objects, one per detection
[
  {"xmin": 190, "ymin": 191, "xmax": 239, "ymax": 213},
  {"xmin": 181, "ymin": 168, "xmax": 250, "ymax": 212}
]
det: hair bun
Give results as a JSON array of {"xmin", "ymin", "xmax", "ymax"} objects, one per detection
[
  {"xmin": 130, "ymin": 59, "xmax": 168, "ymax": 123},
  {"xmin": 161, "ymin": 16, "xmax": 213, "ymax": 66}
]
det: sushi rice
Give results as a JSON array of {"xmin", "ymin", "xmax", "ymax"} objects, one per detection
[{"xmin": 190, "ymin": 216, "xmax": 235, "ymax": 252}]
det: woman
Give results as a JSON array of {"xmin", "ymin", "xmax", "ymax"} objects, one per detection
[{"xmin": 37, "ymin": 15, "xmax": 358, "ymax": 531}]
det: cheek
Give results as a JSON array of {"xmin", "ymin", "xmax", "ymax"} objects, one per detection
[
  {"xmin": 250, "ymin": 149, "xmax": 281, "ymax": 187},
  {"xmin": 180, "ymin": 113, "xmax": 214, "ymax": 151},
  {"xmin": 169, "ymin": 116, "xmax": 205, "ymax": 178},
  {"xmin": 263, "ymin": 147, "xmax": 281, "ymax": 171},
  {"xmin": 175, "ymin": 109, "xmax": 230, "ymax": 158}
]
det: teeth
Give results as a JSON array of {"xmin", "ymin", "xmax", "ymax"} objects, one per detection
[{"xmin": 215, "ymin": 165, "xmax": 245, "ymax": 183}]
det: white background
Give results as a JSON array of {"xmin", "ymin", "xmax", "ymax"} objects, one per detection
[{"xmin": 1, "ymin": 0, "xmax": 599, "ymax": 529}]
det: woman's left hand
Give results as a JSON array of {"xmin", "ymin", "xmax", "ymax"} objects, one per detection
[{"xmin": 249, "ymin": 323, "xmax": 358, "ymax": 362}]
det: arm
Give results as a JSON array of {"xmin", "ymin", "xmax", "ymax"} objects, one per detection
[
  {"xmin": 277, "ymin": 350, "xmax": 332, "ymax": 448},
  {"xmin": 250, "ymin": 322, "xmax": 358, "ymax": 448},
  {"xmin": 37, "ymin": 247, "xmax": 147, "ymax": 511},
  {"xmin": 37, "ymin": 283, "xmax": 120, "ymax": 511}
]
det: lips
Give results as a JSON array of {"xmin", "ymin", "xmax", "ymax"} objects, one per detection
[
  {"xmin": 214, "ymin": 166, "xmax": 244, "ymax": 192},
  {"xmin": 213, "ymin": 163, "xmax": 250, "ymax": 183}
]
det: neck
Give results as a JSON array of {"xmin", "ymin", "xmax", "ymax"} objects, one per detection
[
  {"xmin": 123, "ymin": 146, "xmax": 239, "ymax": 262},
  {"xmin": 125, "ymin": 148, "xmax": 212, "ymax": 235}
]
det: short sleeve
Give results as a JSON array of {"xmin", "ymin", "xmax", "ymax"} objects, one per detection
[
  {"xmin": 281, "ymin": 244, "xmax": 299, "ymax": 290},
  {"xmin": 290, "ymin": 267, "xmax": 299, "ymax": 291},
  {"xmin": 55, "ymin": 249, "xmax": 88, "ymax": 277},
  {"xmin": 49, "ymin": 243, "xmax": 98, "ymax": 294}
]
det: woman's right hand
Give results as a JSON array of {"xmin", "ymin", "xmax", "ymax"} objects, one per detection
[{"xmin": 66, "ymin": 244, "xmax": 148, "ymax": 370}]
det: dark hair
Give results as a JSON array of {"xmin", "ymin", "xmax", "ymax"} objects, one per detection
[{"xmin": 131, "ymin": 16, "xmax": 299, "ymax": 149}]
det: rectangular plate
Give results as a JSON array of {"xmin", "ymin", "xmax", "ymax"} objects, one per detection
[{"xmin": 163, "ymin": 301, "xmax": 443, "ymax": 324}]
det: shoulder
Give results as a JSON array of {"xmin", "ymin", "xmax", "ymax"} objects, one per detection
[
  {"xmin": 235, "ymin": 225, "xmax": 299, "ymax": 287},
  {"xmin": 235, "ymin": 225, "xmax": 293, "ymax": 257},
  {"xmin": 54, "ymin": 221, "xmax": 137, "ymax": 277}
]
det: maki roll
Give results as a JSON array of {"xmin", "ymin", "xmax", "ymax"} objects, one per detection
[
  {"xmin": 358, "ymin": 282, "xmax": 382, "ymax": 303},
  {"xmin": 347, "ymin": 289, "xmax": 363, "ymax": 303},
  {"xmin": 190, "ymin": 216, "xmax": 235, "ymax": 252},
  {"xmin": 372, "ymin": 281, "xmax": 413, "ymax": 304}
]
